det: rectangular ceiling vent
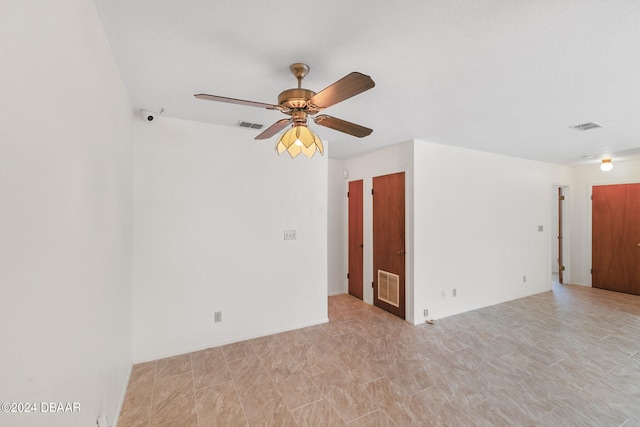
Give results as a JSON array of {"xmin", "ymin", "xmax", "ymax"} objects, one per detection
[
  {"xmin": 238, "ymin": 121, "xmax": 264, "ymax": 130},
  {"xmin": 570, "ymin": 122, "xmax": 602, "ymax": 131}
]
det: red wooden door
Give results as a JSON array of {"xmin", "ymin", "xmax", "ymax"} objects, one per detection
[
  {"xmin": 592, "ymin": 183, "xmax": 640, "ymax": 295},
  {"xmin": 348, "ymin": 180, "xmax": 363, "ymax": 299},
  {"xmin": 372, "ymin": 172, "xmax": 405, "ymax": 318}
]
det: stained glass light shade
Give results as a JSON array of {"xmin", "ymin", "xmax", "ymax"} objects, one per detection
[{"xmin": 275, "ymin": 125, "xmax": 324, "ymax": 159}]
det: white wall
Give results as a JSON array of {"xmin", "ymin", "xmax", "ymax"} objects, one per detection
[
  {"xmin": 413, "ymin": 140, "xmax": 573, "ymax": 323},
  {"xmin": 343, "ymin": 142, "xmax": 414, "ymax": 319},
  {"xmin": 133, "ymin": 117, "xmax": 328, "ymax": 362},
  {"xmin": 328, "ymin": 159, "xmax": 347, "ymax": 295},
  {"xmin": 570, "ymin": 159, "xmax": 640, "ymax": 286},
  {"xmin": 0, "ymin": 1, "xmax": 133, "ymax": 426}
]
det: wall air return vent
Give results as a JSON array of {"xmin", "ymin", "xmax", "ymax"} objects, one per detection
[
  {"xmin": 378, "ymin": 270, "xmax": 400, "ymax": 307},
  {"xmin": 570, "ymin": 122, "xmax": 602, "ymax": 131},
  {"xmin": 237, "ymin": 121, "xmax": 264, "ymax": 130}
]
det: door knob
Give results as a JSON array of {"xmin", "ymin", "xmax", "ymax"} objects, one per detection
[
  {"xmin": 397, "ymin": 249, "xmax": 405, "ymax": 256},
  {"xmin": 359, "ymin": 243, "xmax": 364, "ymax": 248}
]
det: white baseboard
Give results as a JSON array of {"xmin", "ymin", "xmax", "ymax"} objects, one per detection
[{"xmin": 133, "ymin": 318, "xmax": 329, "ymax": 364}]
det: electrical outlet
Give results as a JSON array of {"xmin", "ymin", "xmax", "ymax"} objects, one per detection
[
  {"xmin": 423, "ymin": 309, "xmax": 428, "ymax": 317},
  {"xmin": 283, "ymin": 230, "xmax": 297, "ymax": 240},
  {"xmin": 452, "ymin": 288, "xmax": 457, "ymax": 297},
  {"xmin": 214, "ymin": 312, "xmax": 222, "ymax": 323}
]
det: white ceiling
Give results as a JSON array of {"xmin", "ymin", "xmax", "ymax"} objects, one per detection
[{"xmin": 94, "ymin": 0, "xmax": 640, "ymax": 164}]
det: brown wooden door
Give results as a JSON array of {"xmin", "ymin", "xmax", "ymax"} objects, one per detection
[
  {"xmin": 558, "ymin": 187, "xmax": 564, "ymax": 284},
  {"xmin": 348, "ymin": 180, "xmax": 364, "ymax": 299},
  {"xmin": 372, "ymin": 172, "xmax": 405, "ymax": 318},
  {"xmin": 592, "ymin": 183, "xmax": 640, "ymax": 295}
]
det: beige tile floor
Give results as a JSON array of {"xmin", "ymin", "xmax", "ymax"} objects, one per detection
[{"xmin": 118, "ymin": 283, "xmax": 640, "ymax": 426}]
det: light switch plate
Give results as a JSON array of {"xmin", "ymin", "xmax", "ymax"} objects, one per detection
[{"xmin": 284, "ymin": 230, "xmax": 297, "ymax": 240}]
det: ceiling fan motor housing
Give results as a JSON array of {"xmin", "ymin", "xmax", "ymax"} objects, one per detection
[
  {"xmin": 278, "ymin": 88, "xmax": 318, "ymax": 113},
  {"xmin": 290, "ymin": 110, "xmax": 308, "ymax": 126}
]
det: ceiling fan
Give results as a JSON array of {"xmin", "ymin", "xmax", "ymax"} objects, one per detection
[{"xmin": 194, "ymin": 63, "xmax": 375, "ymax": 158}]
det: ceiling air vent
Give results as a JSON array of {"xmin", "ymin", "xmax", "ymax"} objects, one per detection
[
  {"xmin": 570, "ymin": 122, "xmax": 602, "ymax": 131},
  {"xmin": 237, "ymin": 121, "xmax": 264, "ymax": 130}
]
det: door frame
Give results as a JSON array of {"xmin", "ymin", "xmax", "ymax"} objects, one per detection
[
  {"xmin": 343, "ymin": 166, "xmax": 412, "ymax": 322},
  {"xmin": 551, "ymin": 184, "xmax": 571, "ymax": 285}
]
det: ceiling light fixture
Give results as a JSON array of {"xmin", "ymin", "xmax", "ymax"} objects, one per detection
[
  {"xmin": 275, "ymin": 110, "xmax": 323, "ymax": 159},
  {"xmin": 276, "ymin": 123, "xmax": 323, "ymax": 159},
  {"xmin": 600, "ymin": 158, "xmax": 613, "ymax": 171}
]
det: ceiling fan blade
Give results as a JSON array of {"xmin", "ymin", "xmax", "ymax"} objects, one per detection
[
  {"xmin": 314, "ymin": 115, "xmax": 373, "ymax": 138},
  {"xmin": 194, "ymin": 94, "xmax": 280, "ymax": 110},
  {"xmin": 308, "ymin": 72, "xmax": 375, "ymax": 109},
  {"xmin": 255, "ymin": 118, "xmax": 291, "ymax": 140}
]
